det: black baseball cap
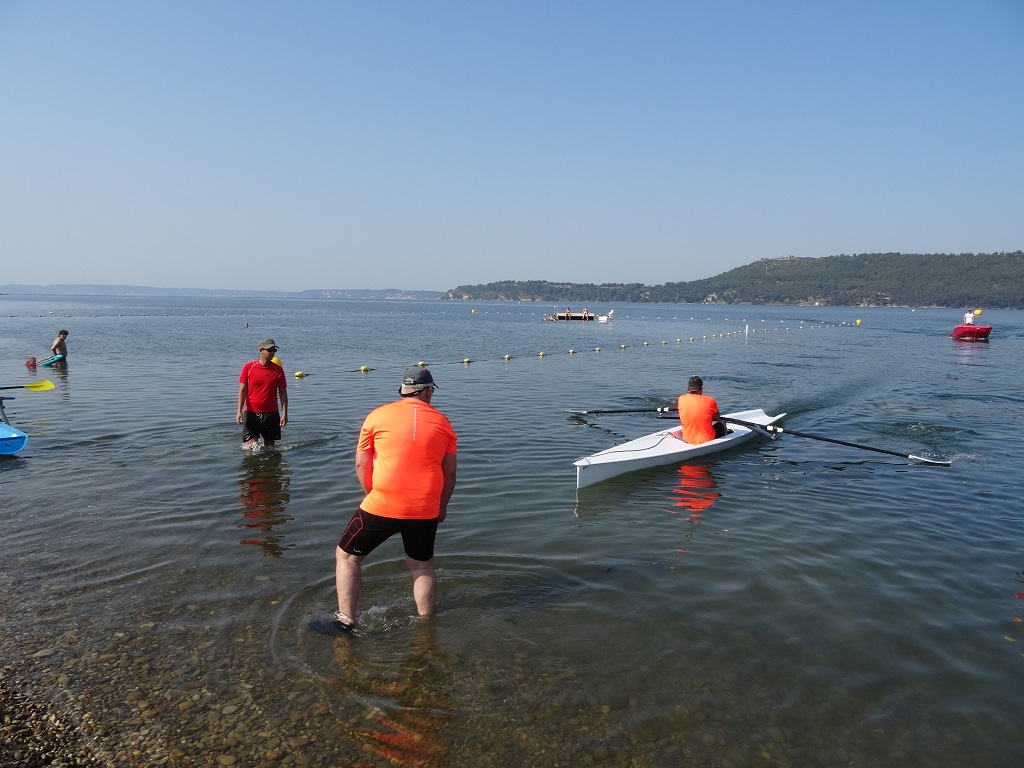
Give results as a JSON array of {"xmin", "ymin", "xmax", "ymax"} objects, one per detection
[{"xmin": 400, "ymin": 366, "xmax": 438, "ymax": 395}]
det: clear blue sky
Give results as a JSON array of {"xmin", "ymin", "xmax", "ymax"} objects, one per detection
[{"xmin": 2, "ymin": 1, "xmax": 1021, "ymax": 293}]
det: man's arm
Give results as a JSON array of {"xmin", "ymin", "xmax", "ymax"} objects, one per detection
[
  {"xmin": 278, "ymin": 384, "xmax": 288, "ymax": 427},
  {"xmin": 236, "ymin": 382, "xmax": 247, "ymax": 424},
  {"xmin": 438, "ymin": 453, "xmax": 457, "ymax": 523},
  {"xmin": 355, "ymin": 449, "xmax": 374, "ymax": 494}
]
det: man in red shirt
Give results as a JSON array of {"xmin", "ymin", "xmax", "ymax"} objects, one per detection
[
  {"xmin": 236, "ymin": 339, "xmax": 288, "ymax": 449},
  {"xmin": 326, "ymin": 366, "xmax": 457, "ymax": 634},
  {"xmin": 677, "ymin": 375, "xmax": 726, "ymax": 445}
]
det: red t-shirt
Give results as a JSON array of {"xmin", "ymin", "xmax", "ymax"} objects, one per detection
[
  {"xmin": 676, "ymin": 392, "xmax": 720, "ymax": 445},
  {"xmin": 239, "ymin": 361, "xmax": 286, "ymax": 413},
  {"xmin": 358, "ymin": 399, "xmax": 457, "ymax": 520}
]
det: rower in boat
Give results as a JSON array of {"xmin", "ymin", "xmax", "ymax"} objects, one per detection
[
  {"xmin": 677, "ymin": 375, "xmax": 726, "ymax": 444},
  {"xmin": 573, "ymin": 408, "xmax": 785, "ymax": 488}
]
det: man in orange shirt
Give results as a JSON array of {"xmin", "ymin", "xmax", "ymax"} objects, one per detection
[
  {"xmin": 326, "ymin": 366, "xmax": 457, "ymax": 634},
  {"xmin": 677, "ymin": 375, "xmax": 726, "ymax": 445}
]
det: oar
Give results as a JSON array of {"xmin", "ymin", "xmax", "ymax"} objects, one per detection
[
  {"xmin": 720, "ymin": 416, "xmax": 952, "ymax": 466},
  {"xmin": 0, "ymin": 380, "xmax": 55, "ymax": 392},
  {"xmin": 566, "ymin": 406, "xmax": 677, "ymax": 416}
]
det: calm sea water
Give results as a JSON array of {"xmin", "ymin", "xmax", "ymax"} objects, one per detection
[{"xmin": 2, "ymin": 295, "xmax": 1022, "ymax": 767}]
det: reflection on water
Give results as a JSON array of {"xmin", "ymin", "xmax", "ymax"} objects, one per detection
[
  {"xmin": 325, "ymin": 621, "xmax": 451, "ymax": 768},
  {"xmin": 668, "ymin": 462, "xmax": 720, "ymax": 512},
  {"xmin": 237, "ymin": 450, "xmax": 293, "ymax": 557},
  {"xmin": 665, "ymin": 463, "xmax": 722, "ymax": 553}
]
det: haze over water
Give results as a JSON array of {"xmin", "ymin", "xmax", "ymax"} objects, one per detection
[{"xmin": 2, "ymin": 295, "xmax": 1022, "ymax": 767}]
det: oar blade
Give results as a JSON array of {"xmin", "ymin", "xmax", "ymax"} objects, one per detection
[
  {"xmin": 25, "ymin": 380, "xmax": 56, "ymax": 392},
  {"xmin": 909, "ymin": 454, "xmax": 953, "ymax": 467}
]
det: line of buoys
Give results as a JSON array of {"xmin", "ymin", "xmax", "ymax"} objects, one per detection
[{"xmin": 341, "ymin": 317, "xmax": 856, "ymax": 379}]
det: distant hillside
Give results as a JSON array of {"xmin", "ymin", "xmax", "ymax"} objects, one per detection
[
  {"xmin": 447, "ymin": 252, "xmax": 1024, "ymax": 308},
  {"xmin": 0, "ymin": 284, "xmax": 446, "ymax": 300}
]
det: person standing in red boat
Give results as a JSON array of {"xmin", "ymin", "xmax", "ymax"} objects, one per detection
[
  {"xmin": 677, "ymin": 375, "xmax": 726, "ymax": 445},
  {"xmin": 963, "ymin": 309, "xmax": 975, "ymax": 325}
]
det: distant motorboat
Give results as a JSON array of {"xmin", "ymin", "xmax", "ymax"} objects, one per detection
[{"xmin": 952, "ymin": 324, "xmax": 991, "ymax": 341}]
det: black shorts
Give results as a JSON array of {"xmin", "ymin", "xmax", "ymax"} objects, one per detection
[
  {"xmin": 243, "ymin": 411, "xmax": 281, "ymax": 442},
  {"xmin": 337, "ymin": 508, "xmax": 438, "ymax": 562}
]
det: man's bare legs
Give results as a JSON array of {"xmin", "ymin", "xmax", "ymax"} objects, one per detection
[
  {"xmin": 335, "ymin": 547, "xmax": 362, "ymax": 627},
  {"xmin": 406, "ymin": 556, "xmax": 436, "ymax": 617}
]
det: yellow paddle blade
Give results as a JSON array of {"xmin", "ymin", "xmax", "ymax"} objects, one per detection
[{"xmin": 24, "ymin": 380, "xmax": 55, "ymax": 392}]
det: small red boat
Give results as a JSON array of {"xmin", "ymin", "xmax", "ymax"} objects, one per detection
[{"xmin": 952, "ymin": 324, "xmax": 992, "ymax": 340}]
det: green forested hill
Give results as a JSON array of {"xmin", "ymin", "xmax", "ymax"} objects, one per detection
[{"xmin": 448, "ymin": 252, "xmax": 1024, "ymax": 307}]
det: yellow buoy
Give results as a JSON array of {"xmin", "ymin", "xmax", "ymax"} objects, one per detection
[
  {"xmin": 359, "ymin": 366, "xmax": 371, "ymax": 373},
  {"xmin": 538, "ymin": 351, "xmax": 546, "ymax": 357},
  {"xmin": 568, "ymin": 349, "xmax": 575, "ymax": 354},
  {"xmin": 417, "ymin": 361, "xmax": 427, "ymax": 367},
  {"xmin": 294, "ymin": 371, "xmax": 306, "ymax": 378},
  {"xmin": 503, "ymin": 355, "xmax": 511, "ymax": 360},
  {"xmin": 620, "ymin": 344, "xmax": 627, "ymax": 349},
  {"xmin": 855, "ymin": 319, "xmax": 861, "ymax": 326},
  {"xmin": 595, "ymin": 347, "xmax": 601, "ymax": 352},
  {"xmin": 974, "ymin": 309, "xmax": 983, "ymax": 316},
  {"xmin": 271, "ymin": 357, "xmax": 283, "ymax": 367},
  {"xmin": 471, "ymin": 309, "xmax": 476, "ymax": 313},
  {"xmin": 463, "ymin": 358, "xmax": 471, "ymax": 364}
]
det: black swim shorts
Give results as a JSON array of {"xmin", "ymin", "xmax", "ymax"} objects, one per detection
[
  {"xmin": 243, "ymin": 411, "xmax": 281, "ymax": 443},
  {"xmin": 337, "ymin": 508, "xmax": 439, "ymax": 562}
]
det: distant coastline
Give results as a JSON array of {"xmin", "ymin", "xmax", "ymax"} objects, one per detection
[
  {"xmin": 447, "ymin": 252, "xmax": 1024, "ymax": 308},
  {"xmin": 0, "ymin": 285, "xmax": 447, "ymax": 301},
  {"xmin": 4, "ymin": 251, "xmax": 1022, "ymax": 308}
]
